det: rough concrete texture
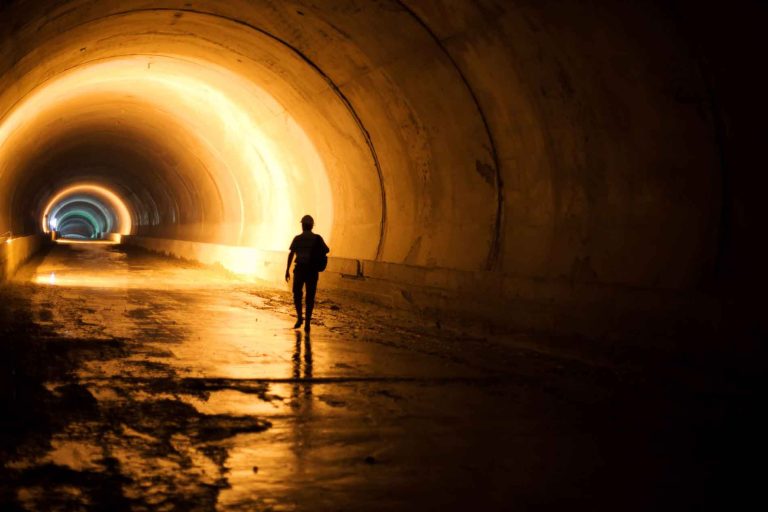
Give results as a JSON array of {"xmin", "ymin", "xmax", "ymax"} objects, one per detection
[
  {"xmin": 125, "ymin": 234, "xmax": 719, "ymax": 341},
  {"xmin": 0, "ymin": 235, "xmax": 47, "ymax": 282},
  {"xmin": 1, "ymin": 243, "xmax": 764, "ymax": 510},
  {"xmin": 0, "ymin": 2, "xmax": 765, "ymax": 509},
  {"xmin": 0, "ymin": 1, "xmax": 737, "ymax": 285}
]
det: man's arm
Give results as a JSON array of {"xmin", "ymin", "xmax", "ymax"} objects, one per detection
[{"xmin": 285, "ymin": 251, "xmax": 295, "ymax": 282}]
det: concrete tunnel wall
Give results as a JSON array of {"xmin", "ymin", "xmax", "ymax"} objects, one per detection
[{"xmin": 0, "ymin": 0, "xmax": 756, "ymax": 337}]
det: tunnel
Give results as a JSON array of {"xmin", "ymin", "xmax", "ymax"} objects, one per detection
[
  {"xmin": 0, "ymin": 0, "xmax": 758, "ymax": 306},
  {"xmin": 0, "ymin": 1, "xmax": 765, "ymax": 510},
  {"xmin": 43, "ymin": 184, "xmax": 132, "ymax": 239}
]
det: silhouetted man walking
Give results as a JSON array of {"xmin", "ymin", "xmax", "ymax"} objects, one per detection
[{"xmin": 285, "ymin": 215, "xmax": 329, "ymax": 332}]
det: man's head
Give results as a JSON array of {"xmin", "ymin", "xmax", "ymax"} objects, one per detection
[{"xmin": 301, "ymin": 214, "xmax": 314, "ymax": 231}]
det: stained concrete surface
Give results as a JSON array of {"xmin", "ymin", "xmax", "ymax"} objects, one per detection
[{"xmin": 0, "ymin": 243, "xmax": 764, "ymax": 511}]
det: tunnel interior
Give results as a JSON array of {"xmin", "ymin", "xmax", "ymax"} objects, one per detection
[
  {"xmin": 44, "ymin": 184, "xmax": 130, "ymax": 240},
  {"xmin": 0, "ymin": 0, "xmax": 763, "ymax": 328},
  {"xmin": 50, "ymin": 199, "xmax": 112, "ymax": 239},
  {"xmin": 0, "ymin": 1, "xmax": 765, "ymax": 510},
  {"xmin": 2, "ymin": 53, "xmax": 341, "ymax": 252}
]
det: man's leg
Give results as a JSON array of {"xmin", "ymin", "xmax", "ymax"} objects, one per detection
[
  {"xmin": 304, "ymin": 272, "xmax": 318, "ymax": 331},
  {"xmin": 292, "ymin": 270, "xmax": 305, "ymax": 328}
]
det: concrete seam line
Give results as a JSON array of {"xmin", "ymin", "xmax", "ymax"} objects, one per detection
[
  {"xmin": 1, "ymin": 7, "xmax": 389, "ymax": 261},
  {"xmin": 395, "ymin": 0, "xmax": 505, "ymax": 272}
]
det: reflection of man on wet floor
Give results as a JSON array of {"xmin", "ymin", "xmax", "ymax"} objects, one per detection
[{"xmin": 285, "ymin": 215, "xmax": 329, "ymax": 332}]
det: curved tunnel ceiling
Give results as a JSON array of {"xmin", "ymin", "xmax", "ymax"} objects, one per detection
[
  {"xmin": 53, "ymin": 201, "xmax": 108, "ymax": 239},
  {"xmin": 0, "ymin": 1, "xmax": 724, "ymax": 287},
  {"xmin": 44, "ymin": 184, "xmax": 132, "ymax": 236},
  {"xmin": 0, "ymin": 4, "xmax": 503, "ymax": 270},
  {"xmin": 2, "ymin": 54, "xmax": 339, "ymax": 251}
]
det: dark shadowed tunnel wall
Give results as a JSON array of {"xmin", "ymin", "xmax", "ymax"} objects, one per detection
[{"xmin": 0, "ymin": 1, "xmax": 761, "ymax": 338}]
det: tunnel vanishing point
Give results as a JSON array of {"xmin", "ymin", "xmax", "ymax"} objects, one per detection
[
  {"xmin": 0, "ymin": 0, "xmax": 764, "ymax": 339},
  {"xmin": 0, "ymin": 1, "xmax": 766, "ymax": 509}
]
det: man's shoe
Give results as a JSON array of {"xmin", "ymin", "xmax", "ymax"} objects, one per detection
[
  {"xmin": 304, "ymin": 322, "xmax": 311, "ymax": 332},
  {"xmin": 293, "ymin": 318, "xmax": 303, "ymax": 329}
]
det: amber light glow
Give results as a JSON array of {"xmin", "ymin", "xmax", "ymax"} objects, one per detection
[
  {"xmin": 42, "ymin": 183, "xmax": 133, "ymax": 235},
  {"xmin": 0, "ymin": 55, "xmax": 334, "ymax": 253}
]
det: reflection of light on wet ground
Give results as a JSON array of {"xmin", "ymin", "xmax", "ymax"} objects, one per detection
[
  {"xmin": 47, "ymin": 439, "xmax": 103, "ymax": 472},
  {"xmin": 34, "ymin": 269, "xmax": 234, "ymax": 289},
  {"xmin": 17, "ymin": 243, "xmax": 504, "ymax": 510},
  {"xmin": 183, "ymin": 389, "xmax": 288, "ymax": 416},
  {"xmin": 55, "ymin": 239, "xmax": 119, "ymax": 245},
  {"xmin": 36, "ymin": 271, "xmax": 131, "ymax": 288},
  {"xmin": 32, "ymin": 244, "xmax": 245, "ymax": 290}
]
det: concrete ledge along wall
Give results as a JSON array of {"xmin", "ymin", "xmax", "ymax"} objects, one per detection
[
  {"xmin": 0, "ymin": 235, "xmax": 49, "ymax": 282},
  {"xmin": 124, "ymin": 235, "xmax": 719, "ymax": 342}
]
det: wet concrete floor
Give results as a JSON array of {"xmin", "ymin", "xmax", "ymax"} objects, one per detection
[{"xmin": 0, "ymin": 243, "xmax": 764, "ymax": 510}]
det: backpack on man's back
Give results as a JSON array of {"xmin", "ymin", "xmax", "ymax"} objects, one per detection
[{"xmin": 311, "ymin": 234, "xmax": 328, "ymax": 272}]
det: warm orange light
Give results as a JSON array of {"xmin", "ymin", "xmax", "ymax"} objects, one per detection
[
  {"xmin": 1, "ymin": 55, "xmax": 333, "ymax": 251},
  {"xmin": 54, "ymin": 239, "xmax": 119, "ymax": 245},
  {"xmin": 41, "ymin": 184, "xmax": 133, "ymax": 235}
]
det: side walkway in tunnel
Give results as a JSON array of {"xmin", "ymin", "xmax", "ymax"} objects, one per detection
[{"xmin": 0, "ymin": 242, "xmax": 763, "ymax": 510}]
